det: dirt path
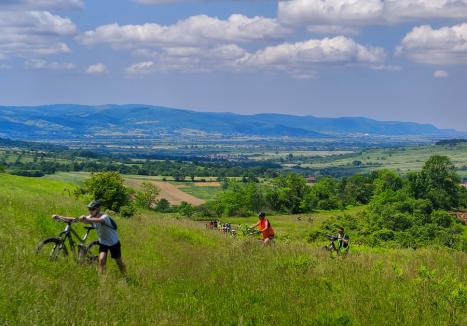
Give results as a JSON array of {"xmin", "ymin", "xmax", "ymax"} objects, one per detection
[{"xmin": 125, "ymin": 178, "xmax": 205, "ymax": 206}]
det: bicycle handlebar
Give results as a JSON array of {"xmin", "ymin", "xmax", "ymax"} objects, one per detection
[{"xmin": 53, "ymin": 215, "xmax": 79, "ymax": 224}]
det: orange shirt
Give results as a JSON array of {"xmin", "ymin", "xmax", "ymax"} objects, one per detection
[{"xmin": 258, "ymin": 219, "xmax": 275, "ymax": 239}]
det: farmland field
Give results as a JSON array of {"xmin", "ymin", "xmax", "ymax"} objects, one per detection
[
  {"xmin": 43, "ymin": 172, "xmax": 220, "ymax": 205},
  {"xmin": 293, "ymin": 143, "xmax": 467, "ymax": 177},
  {"xmin": 124, "ymin": 177, "xmax": 206, "ymax": 205}
]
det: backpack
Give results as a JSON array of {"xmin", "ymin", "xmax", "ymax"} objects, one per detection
[{"xmin": 103, "ymin": 216, "xmax": 118, "ymax": 231}]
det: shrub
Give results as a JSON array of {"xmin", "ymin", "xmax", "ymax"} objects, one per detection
[
  {"xmin": 177, "ymin": 202, "xmax": 195, "ymax": 218},
  {"xmin": 119, "ymin": 202, "xmax": 138, "ymax": 218},
  {"xmin": 75, "ymin": 172, "xmax": 130, "ymax": 213},
  {"xmin": 135, "ymin": 182, "xmax": 160, "ymax": 209},
  {"xmin": 155, "ymin": 198, "xmax": 171, "ymax": 213}
]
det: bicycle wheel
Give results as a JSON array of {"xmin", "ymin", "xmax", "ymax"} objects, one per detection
[
  {"xmin": 36, "ymin": 237, "xmax": 68, "ymax": 261},
  {"xmin": 84, "ymin": 240, "xmax": 100, "ymax": 264}
]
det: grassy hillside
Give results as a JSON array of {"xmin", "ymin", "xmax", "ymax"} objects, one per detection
[{"xmin": 0, "ymin": 174, "xmax": 466, "ymax": 325}]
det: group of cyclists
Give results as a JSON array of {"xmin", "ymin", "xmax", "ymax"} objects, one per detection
[{"xmin": 51, "ymin": 201, "xmax": 349, "ymax": 277}]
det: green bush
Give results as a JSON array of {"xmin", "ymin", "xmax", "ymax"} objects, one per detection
[
  {"xmin": 119, "ymin": 202, "xmax": 138, "ymax": 218},
  {"xmin": 155, "ymin": 198, "xmax": 171, "ymax": 213},
  {"xmin": 75, "ymin": 172, "xmax": 130, "ymax": 213},
  {"xmin": 135, "ymin": 182, "xmax": 160, "ymax": 209}
]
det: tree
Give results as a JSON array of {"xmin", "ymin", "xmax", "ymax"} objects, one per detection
[
  {"xmin": 155, "ymin": 198, "xmax": 171, "ymax": 212},
  {"xmin": 178, "ymin": 202, "xmax": 194, "ymax": 218},
  {"xmin": 412, "ymin": 155, "xmax": 460, "ymax": 209},
  {"xmin": 301, "ymin": 177, "xmax": 341, "ymax": 211},
  {"xmin": 135, "ymin": 182, "xmax": 160, "ymax": 209},
  {"xmin": 267, "ymin": 174, "xmax": 309, "ymax": 213},
  {"xmin": 76, "ymin": 172, "xmax": 130, "ymax": 213},
  {"xmin": 340, "ymin": 174, "xmax": 374, "ymax": 205},
  {"xmin": 373, "ymin": 169, "xmax": 404, "ymax": 195}
]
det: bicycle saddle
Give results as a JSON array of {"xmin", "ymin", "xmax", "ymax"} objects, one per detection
[{"xmin": 84, "ymin": 226, "xmax": 95, "ymax": 230}]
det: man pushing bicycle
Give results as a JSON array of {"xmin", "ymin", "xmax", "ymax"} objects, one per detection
[{"xmin": 53, "ymin": 200, "xmax": 127, "ymax": 277}]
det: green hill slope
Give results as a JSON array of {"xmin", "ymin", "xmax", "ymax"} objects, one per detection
[{"xmin": 0, "ymin": 174, "xmax": 465, "ymax": 325}]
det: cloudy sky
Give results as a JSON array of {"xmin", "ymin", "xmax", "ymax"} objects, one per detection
[{"xmin": 0, "ymin": 0, "xmax": 466, "ymax": 130}]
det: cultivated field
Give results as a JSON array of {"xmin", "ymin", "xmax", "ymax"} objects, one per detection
[
  {"xmin": 296, "ymin": 143, "xmax": 467, "ymax": 177},
  {"xmin": 43, "ymin": 172, "xmax": 220, "ymax": 205},
  {"xmin": 124, "ymin": 178, "xmax": 206, "ymax": 206}
]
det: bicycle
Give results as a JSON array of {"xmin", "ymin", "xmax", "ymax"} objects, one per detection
[
  {"xmin": 322, "ymin": 234, "xmax": 338, "ymax": 252},
  {"xmin": 36, "ymin": 216, "xmax": 100, "ymax": 264},
  {"xmin": 240, "ymin": 225, "xmax": 260, "ymax": 237},
  {"xmin": 322, "ymin": 234, "xmax": 349, "ymax": 256}
]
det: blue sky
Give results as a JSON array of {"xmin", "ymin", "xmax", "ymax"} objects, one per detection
[{"xmin": 0, "ymin": 0, "xmax": 466, "ymax": 131}]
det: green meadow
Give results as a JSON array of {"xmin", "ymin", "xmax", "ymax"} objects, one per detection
[{"xmin": 0, "ymin": 174, "xmax": 466, "ymax": 325}]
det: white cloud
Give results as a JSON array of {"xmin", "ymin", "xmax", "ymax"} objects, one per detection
[
  {"xmin": 0, "ymin": 11, "xmax": 76, "ymax": 35},
  {"xmin": 128, "ymin": 44, "xmax": 248, "ymax": 74},
  {"xmin": 278, "ymin": 0, "xmax": 467, "ymax": 33},
  {"xmin": 241, "ymin": 36, "xmax": 386, "ymax": 78},
  {"xmin": 126, "ymin": 36, "xmax": 387, "ymax": 78},
  {"xmin": 279, "ymin": 0, "xmax": 383, "ymax": 27},
  {"xmin": 0, "ymin": 11, "xmax": 76, "ymax": 59},
  {"xmin": 396, "ymin": 23, "xmax": 467, "ymax": 65},
  {"xmin": 25, "ymin": 59, "xmax": 75, "ymax": 70},
  {"xmin": 126, "ymin": 61, "xmax": 155, "ymax": 75},
  {"xmin": 434, "ymin": 70, "xmax": 449, "ymax": 78},
  {"xmin": 85, "ymin": 63, "xmax": 108, "ymax": 75},
  {"xmin": 79, "ymin": 14, "xmax": 289, "ymax": 47}
]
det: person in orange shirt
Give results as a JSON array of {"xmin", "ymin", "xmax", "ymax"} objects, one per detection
[{"xmin": 251, "ymin": 212, "xmax": 275, "ymax": 245}]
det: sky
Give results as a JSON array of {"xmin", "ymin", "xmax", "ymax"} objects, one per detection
[{"xmin": 0, "ymin": 0, "xmax": 466, "ymax": 131}]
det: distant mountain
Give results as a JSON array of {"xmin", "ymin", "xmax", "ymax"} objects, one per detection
[{"xmin": 0, "ymin": 104, "xmax": 461, "ymax": 141}]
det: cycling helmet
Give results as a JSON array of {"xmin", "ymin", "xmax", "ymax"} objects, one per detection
[{"xmin": 87, "ymin": 200, "xmax": 101, "ymax": 209}]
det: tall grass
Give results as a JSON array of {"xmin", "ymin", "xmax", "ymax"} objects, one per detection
[{"xmin": 0, "ymin": 174, "xmax": 466, "ymax": 325}]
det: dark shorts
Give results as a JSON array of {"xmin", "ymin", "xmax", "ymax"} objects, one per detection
[{"xmin": 99, "ymin": 241, "xmax": 121, "ymax": 259}]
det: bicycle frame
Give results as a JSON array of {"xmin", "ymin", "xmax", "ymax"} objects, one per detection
[{"xmin": 59, "ymin": 222, "xmax": 94, "ymax": 257}]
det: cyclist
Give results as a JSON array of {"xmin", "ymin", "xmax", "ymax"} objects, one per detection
[
  {"xmin": 336, "ymin": 227, "xmax": 350, "ymax": 255},
  {"xmin": 251, "ymin": 212, "xmax": 275, "ymax": 245},
  {"xmin": 79, "ymin": 200, "xmax": 127, "ymax": 277},
  {"xmin": 55, "ymin": 200, "xmax": 127, "ymax": 277}
]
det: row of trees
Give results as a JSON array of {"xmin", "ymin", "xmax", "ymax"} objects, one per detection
[
  {"xmin": 1, "ymin": 154, "xmax": 280, "ymax": 179},
  {"xmin": 204, "ymin": 155, "xmax": 466, "ymax": 217}
]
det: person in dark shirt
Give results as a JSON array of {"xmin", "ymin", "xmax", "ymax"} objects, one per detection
[{"xmin": 336, "ymin": 227, "xmax": 350, "ymax": 256}]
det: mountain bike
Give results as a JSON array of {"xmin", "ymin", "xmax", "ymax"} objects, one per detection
[
  {"xmin": 240, "ymin": 225, "xmax": 260, "ymax": 237},
  {"xmin": 36, "ymin": 216, "xmax": 99, "ymax": 264},
  {"xmin": 322, "ymin": 235, "xmax": 349, "ymax": 256},
  {"xmin": 322, "ymin": 234, "xmax": 338, "ymax": 252}
]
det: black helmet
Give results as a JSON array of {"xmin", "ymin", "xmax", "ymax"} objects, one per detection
[
  {"xmin": 258, "ymin": 212, "xmax": 266, "ymax": 218},
  {"xmin": 87, "ymin": 200, "xmax": 101, "ymax": 209}
]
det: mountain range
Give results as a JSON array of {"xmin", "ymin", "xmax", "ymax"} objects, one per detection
[{"xmin": 0, "ymin": 104, "xmax": 461, "ymax": 141}]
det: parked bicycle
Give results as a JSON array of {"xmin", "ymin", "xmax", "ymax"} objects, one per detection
[{"xmin": 36, "ymin": 216, "xmax": 99, "ymax": 264}]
